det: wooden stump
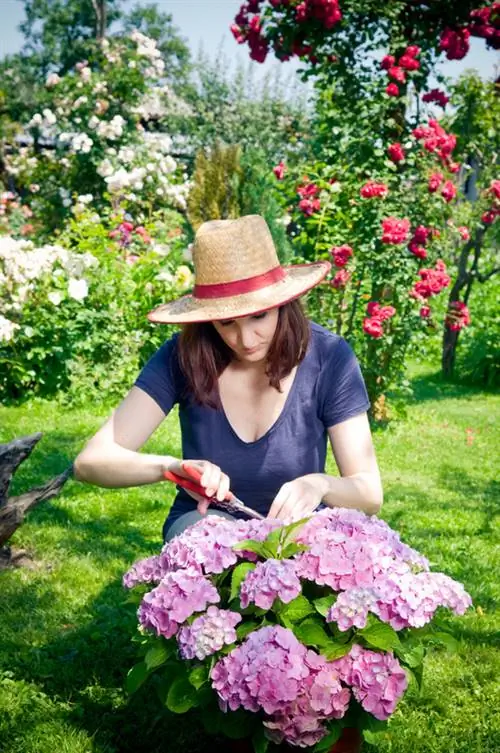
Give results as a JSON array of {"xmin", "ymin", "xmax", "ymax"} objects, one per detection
[{"xmin": 0, "ymin": 433, "xmax": 72, "ymax": 567}]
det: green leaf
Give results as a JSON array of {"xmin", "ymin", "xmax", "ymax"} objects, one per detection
[
  {"xmin": 294, "ymin": 618, "xmax": 331, "ymax": 648},
  {"xmin": 262, "ymin": 526, "xmax": 283, "ymax": 558},
  {"xmin": 313, "ymin": 594, "xmax": 336, "ymax": 617},
  {"xmin": 144, "ymin": 644, "xmax": 169, "ymax": 671},
  {"xmin": 396, "ymin": 643, "xmax": 425, "ymax": 668},
  {"xmin": 280, "ymin": 517, "xmax": 310, "ymax": 548},
  {"xmin": 166, "ymin": 676, "xmax": 200, "ymax": 713},
  {"xmin": 313, "ymin": 725, "xmax": 342, "ymax": 752},
  {"xmin": 426, "ymin": 631, "xmax": 459, "ymax": 653},
  {"xmin": 358, "ymin": 620, "xmax": 402, "ymax": 651},
  {"xmin": 252, "ymin": 725, "xmax": 270, "ymax": 753},
  {"xmin": 230, "ymin": 562, "xmax": 256, "ymax": 601},
  {"xmin": 236, "ymin": 620, "xmax": 260, "ymax": 640},
  {"xmin": 279, "ymin": 595, "xmax": 315, "ymax": 623},
  {"xmin": 281, "ymin": 542, "xmax": 309, "ymax": 559},
  {"xmin": 188, "ymin": 664, "xmax": 209, "ymax": 690},
  {"xmin": 219, "ymin": 708, "xmax": 256, "ymax": 739},
  {"xmin": 322, "ymin": 640, "xmax": 353, "ymax": 661},
  {"xmin": 232, "ymin": 539, "xmax": 267, "ymax": 557},
  {"xmin": 125, "ymin": 662, "xmax": 148, "ymax": 695}
]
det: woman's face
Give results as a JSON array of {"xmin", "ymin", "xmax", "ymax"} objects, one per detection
[{"xmin": 212, "ymin": 308, "xmax": 280, "ymax": 364}]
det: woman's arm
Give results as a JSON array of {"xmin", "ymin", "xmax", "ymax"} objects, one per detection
[
  {"xmin": 73, "ymin": 386, "xmax": 176, "ymax": 487},
  {"xmin": 268, "ymin": 413, "xmax": 382, "ymax": 521}
]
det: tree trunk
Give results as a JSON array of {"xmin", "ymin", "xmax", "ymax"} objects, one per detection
[
  {"xmin": 0, "ymin": 433, "xmax": 72, "ymax": 562},
  {"xmin": 91, "ymin": 0, "xmax": 107, "ymax": 40}
]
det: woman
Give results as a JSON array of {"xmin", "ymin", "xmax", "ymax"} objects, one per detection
[{"xmin": 74, "ymin": 214, "xmax": 383, "ymax": 540}]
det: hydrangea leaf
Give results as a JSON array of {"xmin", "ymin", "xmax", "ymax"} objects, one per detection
[
  {"xmin": 313, "ymin": 594, "xmax": 337, "ymax": 617},
  {"xmin": 188, "ymin": 664, "xmax": 210, "ymax": 690},
  {"xmin": 278, "ymin": 594, "xmax": 315, "ymax": 623},
  {"xmin": 232, "ymin": 539, "xmax": 267, "ymax": 557},
  {"xmin": 125, "ymin": 661, "xmax": 148, "ymax": 694},
  {"xmin": 322, "ymin": 639, "xmax": 353, "ymax": 661},
  {"xmin": 252, "ymin": 725, "xmax": 270, "ymax": 753},
  {"xmin": 313, "ymin": 724, "xmax": 342, "ymax": 752},
  {"xmin": 293, "ymin": 618, "xmax": 331, "ymax": 648},
  {"xmin": 230, "ymin": 562, "xmax": 256, "ymax": 601},
  {"xmin": 166, "ymin": 676, "xmax": 200, "ymax": 713},
  {"xmin": 144, "ymin": 643, "xmax": 170, "ymax": 671},
  {"xmin": 358, "ymin": 620, "xmax": 402, "ymax": 651}
]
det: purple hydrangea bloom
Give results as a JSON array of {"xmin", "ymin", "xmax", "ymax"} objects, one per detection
[
  {"xmin": 177, "ymin": 606, "xmax": 241, "ymax": 660},
  {"xmin": 335, "ymin": 644, "xmax": 408, "ymax": 720},
  {"xmin": 239, "ymin": 559, "xmax": 302, "ymax": 610},
  {"xmin": 211, "ymin": 626, "xmax": 350, "ymax": 747},
  {"xmin": 327, "ymin": 588, "xmax": 379, "ymax": 630},
  {"xmin": 122, "ymin": 555, "xmax": 163, "ymax": 588},
  {"xmin": 138, "ymin": 566, "xmax": 220, "ymax": 639}
]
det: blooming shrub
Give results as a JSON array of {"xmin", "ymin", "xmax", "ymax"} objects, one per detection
[
  {"xmin": 0, "ymin": 207, "xmax": 192, "ymax": 402},
  {"xmin": 124, "ymin": 509, "xmax": 471, "ymax": 750}
]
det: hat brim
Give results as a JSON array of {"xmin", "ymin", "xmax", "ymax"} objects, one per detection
[{"xmin": 148, "ymin": 262, "xmax": 331, "ymax": 324}]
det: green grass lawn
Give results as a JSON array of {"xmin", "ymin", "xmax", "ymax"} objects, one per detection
[{"xmin": 0, "ymin": 370, "xmax": 499, "ymax": 753}]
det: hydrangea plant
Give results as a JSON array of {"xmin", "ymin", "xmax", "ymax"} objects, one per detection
[{"xmin": 124, "ymin": 509, "xmax": 471, "ymax": 751}]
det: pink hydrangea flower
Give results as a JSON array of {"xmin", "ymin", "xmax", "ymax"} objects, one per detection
[
  {"xmin": 240, "ymin": 558, "xmax": 302, "ymax": 609},
  {"xmin": 123, "ymin": 555, "xmax": 163, "ymax": 588},
  {"xmin": 177, "ymin": 606, "xmax": 241, "ymax": 660},
  {"xmin": 138, "ymin": 566, "xmax": 220, "ymax": 639}
]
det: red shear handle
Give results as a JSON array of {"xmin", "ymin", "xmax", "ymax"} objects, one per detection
[{"xmin": 163, "ymin": 463, "xmax": 232, "ymax": 501}]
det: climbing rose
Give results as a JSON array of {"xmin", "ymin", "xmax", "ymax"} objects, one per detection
[
  {"xmin": 408, "ymin": 242, "xmax": 427, "ymax": 260},
  {"xmin": 489, "ymin": 179, "xmax": 500, "ymax": 200},
  {"xmin": 380, "ymin": 54, "xmax": 395, "ymax": 69},
  {"xmin": 439, "ymin": 27, "xmax": 471, "ymax": 60},
  {"xmin": 482, "ymin": 209, "xmax": 498, "ymax": 224},
  {"xmin": 387, "ymin": 142, "xmax": 405, "ymax": 162},
  {"xmin": 330, "ymin": 244, "xmax": 353, "ymax": 267},
  {"xmin": 388, "ymin": 66, "xmax": 406, "ymax": 83},
  {"xmin": 360, "ymin": 181, "xmax": 388, "ymax": 199},
  {"xmin": 420, "ymin": 305, "xmax": 431, "ymax": 318},
  {"xmin": 428, "ymin": 172, "xmax": 444, "ymax": 192},
  {"xmin": 423, "ymin": 89, "xmax": 450, "ymax": 107},
  {"xmin": 411, "ymin": 261, "xmax": 450, "ymax": 300},
  {"xmin": 412, "ymin": 225, "xmax": 432, "ymax": 245},
  {"xmin": 297, "ymin": 182, "xmax": 319, "ymax": 198},
  {"xmin": 299, "ymin": 198, "xmax": 321, "ymax": 216},
  {"xmin": 273, "ymin": 161, "xmax": 286, "ymax": 180},
  {"xmin": 405, "ymin": 45, "xmax": 421, "ymax": 57},
  {"xmin": 177, "ymin": 606, "xmax": 241, "ymax": 660},
  {"xmin": 446, "ymin": 301, "xmax": 471, "ymax": 331},
  {"xmin": 441, "ymin": 180, "xmax": 457, "ymax": 202},
  {"xmin": 363, "ymin": 318, "xmax": 384, "ymax": 338},
  {"xmin": 331, "ymin": 269, "xmax": 351, "ymax": 288},
  {"xmin": 386, "ymin": 83, "xmax": 400, "ymax": 96},
  {"xmin": 458, "ymin": 226, "xmax": 470, "ymax": 241},
  {"xmin": 398, "ymin": 53, "xmax": 420, "ymax": 71},
  {"xmin": 381, "ymin": 217, "xmax": 411, "ymax": 244}
]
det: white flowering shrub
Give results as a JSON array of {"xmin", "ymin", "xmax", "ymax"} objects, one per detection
[
  {"xmin": 4, "ymin": 31, "xmax": 191, "ymax": 234},
  {"xmin": 0, "ymin": 208, "xmax": 193, "ymax": 402}
]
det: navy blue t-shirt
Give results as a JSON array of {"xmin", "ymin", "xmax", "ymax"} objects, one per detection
[{"xmin": 135, "ymin": 321, "xmax": 370, "ymax": 528}]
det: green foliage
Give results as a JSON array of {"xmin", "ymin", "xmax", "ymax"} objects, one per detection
[{"xmin": 187, "ymin": 142, "xmax": 243, "ymax": 230}]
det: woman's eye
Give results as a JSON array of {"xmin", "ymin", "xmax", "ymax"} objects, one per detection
[
  {"xmin": 220, "ymin": 319, "xmax": 235, "ymax": 327},
  {"xmin": 252, "ymin": 312, "xmax": 267, "ymax": 320}
]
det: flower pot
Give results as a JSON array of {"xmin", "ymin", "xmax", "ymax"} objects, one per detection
[{"xmin": 225, "ymin": 728, "xmax": 362, "ymax": 753}]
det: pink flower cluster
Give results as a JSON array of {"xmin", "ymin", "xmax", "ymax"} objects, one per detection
[
  {"xmin": 381, "ymin": 45, "xmax": 420, "ymax": 97},
  {"xmin": 427, "ymin": 172, "xmax": 457, "ymax": 202},
  {"xmin": 360, "ymin": 181, "xmax": 388, "ymax": 199},
  {"xmin": 231, "ymin": 6, "xmax": 269, "ymax": 62},
  {"xmin": 363, "ymin": 302, "xmax": 396, "ymax": 339},
  {"xmin": 439, "ymin": 27, "xmax": 471, "ymax": 60},
  {"xmin": 240, "ymin": 558, "xmax": 302, "ymax": 609},
  {"xmin": 413, "ymin": 119, "xmax": 457, "ymax": 166},
  {"xmin": 440, "ymin": 6, "xmax": 500, "ymax": 61},
  {"xmin": 109, "ymin": 221, "xmax": 151, "ymax": 247},
  {"xmin": 445, "ymin": 300, "xmax": 471, "ymax": 332},
  {"xmin": 211, "ymin": 625, "xmax": 350, "ymax": 746},
  {"xmin": 177, "ymin": 606, "xmax": 241, "ymax": 660},
  {"xmin": 482, "ymin": 179, "xmax": 500, "ymax": 224},
  {"xmin": 381, "ymin": 216, "xmax": 411, "ymax": 244},
  {"xmin": 293, "ymin": 0, "xmax": 342, "ymax": 30},
  {"xmin": 334, "ymin": 644, "xmax": 408, "ymax": 720},
  {"xmin": 122, "ymin": 555, "xmax": 163, "ymax": 588},
  {"xmin": 138, "ymin": 566, "xmax": 220, "ymax": 639},
  {"xmin": 273, "ymin": 160, "xmax": 286, "ymax": 180},
  {"xmin": 297, "ymin": 181, "xmax": 321, "ymax": 216},
  {"xmin": 331, "ymin": 269, "xmax": 351, "ymax": 289},
  {"xmin": 387, "ymin": 142, "xmax": 405, "ymax": 163},
  {"xmin": 422, "ymin": 88, "xmax": 450, "ymax": 108}
]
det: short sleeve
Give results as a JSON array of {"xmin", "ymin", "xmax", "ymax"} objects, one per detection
[
  {"xmin": 318, "ymin": 338, "xmax": 370, "ymax": 427},
  {"xmin": 134, "ymin": 334, "xmax": 181, "ymax": 415}
]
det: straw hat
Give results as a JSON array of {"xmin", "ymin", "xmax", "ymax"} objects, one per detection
[{"xmin": 148, "ymin": 215, "xmax": 331, "ymax": 323}]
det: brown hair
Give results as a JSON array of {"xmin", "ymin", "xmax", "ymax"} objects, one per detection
[{"xmin": 177, "ymin": 299, "xmax": 310, "ymax": 408}]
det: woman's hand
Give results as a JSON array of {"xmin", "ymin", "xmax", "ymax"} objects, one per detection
[
  {"xmin": 267, "ymin": 475, "xmax": 328, "ymax": 523},
  {"xmin": 165, "ymin": 458, "xmax": 231, "ymax": 515}
]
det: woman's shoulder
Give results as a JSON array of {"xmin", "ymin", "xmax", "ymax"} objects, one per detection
[{"xmin": 308, "ymin": 321, "xmax": 352, "ymax": 360}]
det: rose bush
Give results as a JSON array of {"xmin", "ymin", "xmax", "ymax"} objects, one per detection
[{"xmin": 124, "ymin": 508, "xmax": 471, "ymax": 750}]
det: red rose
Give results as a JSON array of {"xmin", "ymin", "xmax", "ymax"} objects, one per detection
[
  {"xmin": 330, "ymin": 244, "xmax": 353, "ymax": 267},
  {"xmin": 363, "ymin": 317, "xmax": 384, "ymax": 338},
  {"xmin": 297, "ymin": 182, "xmax": 319, "ymax": 198},
  {"xmin": 366, "ymin": 302, "xmax": 381, "ymax": 317},
  {"xmin": 412, "ymin": 225, "xmax": 431, "ymax": 244},
  {"xmin": 439, "ymin": 27, "xmax": 471, "ymax": 60},
  {"xmin": 428, "ymin": 172, "xmax": 444, "ymax": 192},
  {"xmin": 408, "ymin": 242, "xmax": 427, "ymax": 260},
  {"xmin": 422, "ymin": 88, "xmax": 450, "ymax": 107},
  {"xmin": 482, "ymin": 209, "xmax": 498, "ymax": 224},
  {"xmin": 387, "ymin": 142, "xmax": 405, "ymax": 162},
  {"xmin": 360, "ymin": 181, "xmax": 389, "ymax": 198},
  {"xmin": 445, "ymin": 301, "xmax": 471, "ymax": 331},
  {"xmin": 420, "ymin": 305, "xmax": 431, "ymax": 318},
  {"xmin": 398, "ymin": 54, "xmax": 420, "ymax": 71},
  {"xmin": 379, "ymin": 305, "xmax": 396, "ymax": 321},
  {"xmin": 458, "ymin": 226, "xmax": 470, "ymax": 241},
  {"xmin": 299, "ymin": 198, "xmax": 321, "ymax": 216},
  {"xmin": 381, "ymin": 216, "xmax": 411, "ymax": 244},
  {"xmin": 489, "ymin": 179, "xmax": 500, "ymax": 200},
  {"xmin": 388, "ymin": 66, "xmax": 406, "ymax": 83},
  {"xmin": 405, "ymin": 45, "xmax": 421, "ymax": 57},
  {"xmin": 448, "ymin": 162, "xmax": 460, "ymax": 173},
  {"xmin": 230, "ymin": 24, "xmax": 246, "ymax": 44},
  {"xmin": 331, "ymin": 269, "xmax": 351, "ymax": 288},
  {"xmin": 386, "ymin": 83, "xmax": 400, "ymax": 97},
  {"xmin": 381, "ymin": 54, "xmax": 395, "ymax": 70},
  {"xmin": 273, "ymin": 161, "xmax": 286, "ymax": 180},
  {"xmin": 441, "ymin": 180, "xmax": 457, "ymax": 202}
]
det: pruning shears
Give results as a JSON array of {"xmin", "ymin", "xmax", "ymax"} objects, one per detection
[{"xmin": 163, "ymin": 462, "xmax": 264, "ymax": 520}]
